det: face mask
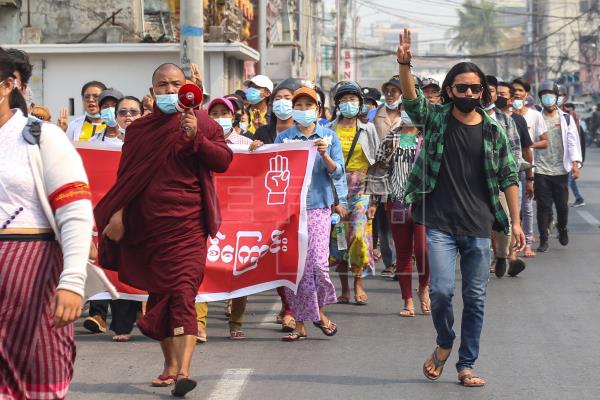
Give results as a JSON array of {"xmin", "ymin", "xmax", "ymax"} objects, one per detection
[
  {"xmin": 215, "ymin": 117, "xmax": 233, "ymax": 134},
  {"xmin": 453, "ymin": 96, "xmax": 480, "ymax": 113},
  {"xmin": 541, "ymin": 94, "xmax": 557, "ymax": 108},
  {"xmin": 400, "ymin": 110, "xmax": 413, "ymax": 126},
  {"xmin": 246, "ymin": 88, "xmax": 263, "ymax": 105},
  {"xmin": 239, "ymin": 122, "xmax": 249, "ymax": 131},
  {"xmin": 339, "ymin": 101, "xmax": 360, "ymax": 118},
  {"xmin": 512, "ymin": 99, "xmax": 524, "ymax": 110},
  {"xmin": 272, "ymin": 99, "xmax": 293, "ymax": 120},
  {"xmin": 495, "ymin": 96, "xmax": 508, "ymax": 109},
  {"xmin": 293, "ymin": 109, "xmax": 318, "ymax": 127},
  {"xmin": 100, "ymin": 107, "xmax": 118, "ymax": 127},
  {"xmin": 361, "ymin": 104, "xmax": 370, "ymax": 114},
  {"xmin": 155, "ymin": 94, "xmax": 178, "ymax": 114},
  {"xmin": 483, "ymin": 103, "xmax": 495, "ymax": 111},
  {"xmin": 118, "ymin": 126, "xmax": 126, "ymax": 135},
  {"xmin": 557, "ymin": 96, "xmax": 565, "ymax": 107},
  {"xmin": 385, "ymin": 97, "xmax": 402, "ymax": 110},
  {"xmin": 86, "ymin": 111, "xmax": 101, "ymax": 119}
]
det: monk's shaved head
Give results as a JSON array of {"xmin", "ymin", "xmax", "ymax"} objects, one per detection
[
  {"xmin": 152, "ymin": 63, "xmax": 186, "ymax": 95},
  {"xmin": 152, "ymin": 63, "xmax": 185, "ymax": 85}
]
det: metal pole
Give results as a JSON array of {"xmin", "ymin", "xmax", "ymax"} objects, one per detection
[
  {"xmin": 336, "ymin": 0, "xmax": 341, "ymax": 82},
  {"xmin": 179, "ymin": 0, "xmax": 204, "ymax": 78},
  {"xmin": 27, "ymin": 0, "xmax": 31, "ymax": 27},
  {"xmin": 259, "ymin": 0, "xmax": 267, "ymax": 75}
]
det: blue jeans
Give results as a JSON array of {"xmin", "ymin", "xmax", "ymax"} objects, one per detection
[
  {"xmin": 520, "ymin": 171, "xmax": 534, "ymax": 245},
  {"xmin": 568, "ymin": 172, "xmax": 583, "ymax": 202},
  {"xmin": 426, "ymin": 227, "xmax": 491, "ymax": 372}
]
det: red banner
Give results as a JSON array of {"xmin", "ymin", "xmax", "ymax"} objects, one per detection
[{"xmin": 77, "ymin": 141, "xmax": 316, "ymax": 302}]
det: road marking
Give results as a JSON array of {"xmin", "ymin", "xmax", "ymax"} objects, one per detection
[
  {"xmin": 576, "ymin": 210, "xmax": 600, "ymax": 228},
  {"xmin": 207, "ymin": 368, "xmax": 253, "ymax": 400}
]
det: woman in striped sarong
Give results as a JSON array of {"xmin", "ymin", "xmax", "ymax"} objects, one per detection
[{"xmin": 0, "ymin": 47, "xmax": 94, "ymax": 399}]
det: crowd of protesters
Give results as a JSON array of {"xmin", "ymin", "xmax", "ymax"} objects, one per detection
[{"xmin": 0, "ymin": 27, "xmax": 587, "ymax": 397}]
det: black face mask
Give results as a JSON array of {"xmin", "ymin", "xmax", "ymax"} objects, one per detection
[
  {"xmin": 453, "ymin": 96, "xmax": 480, "ymax": 113},
  {"xmin": 495, "ymin": 96, "xmax": 508, "ymax": 109}
]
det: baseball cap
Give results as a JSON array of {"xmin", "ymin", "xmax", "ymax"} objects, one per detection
[
  {"xmin": 362, "ymin": 87, "xmax": 381, "ymax": 103},
  {"xmin": 420, "ymin": 77, "xmax": 440, "ymax": 90},
  {"xmin": 244, "ymin": 74, "xmax": 274, "ymax": 93},
  {"xmin": 207, "ymin": 97, "xmax": 235, "ymax": 114},
  {"xmin": 98, "ymin": 88, "xmax": 124, "ymax": 106},
  {"xmin": 381, "ymin": 75, "xmax": 402, "ymax": 92},
  {"xmin": 292, "ymin": 87, "xmax": 319, "ymax": 105},
  {"xmin": 225, "ymin": 94, "xmax": 244, "ymax": 111}
]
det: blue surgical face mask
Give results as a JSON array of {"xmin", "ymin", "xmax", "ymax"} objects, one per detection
[
  {"xmin": 215, "ymin": 117, "xmax": 233, "ymax": 134},
  {"xmin": 118, "ymin": 126, "xmax": 126, "ymax": 135},
  {"xmin": 239, "ymin": 122, "xmax": 249, "ymax": 131},
  {"xmin": 541, "ymin": 94, "xmax": 557, "ymax": 108},
  {"xmin": 246, "ymin": 87, "xmax": 263, "ymax": 105},
  {"xmin": 86, "ymin": 111, "xmax": 101, "ymax": 119},
  {"xmin": 100, "ymin": 107, "xmax": 118, "ymax": 127},
  {"xmin": 557, "ymin": 96, "xmax": 565, "ymax": 107},
  {"xmin": 385, "ymin": 97, "xmax": 402, "ymax": 110},
  {"xmin": 272, "ymin": 99, "xmax": 293, "ymax": 120},
  {"xmin": 293, "ymin": 109, "xmax": 318, "ymax": 127},
  {"xmin": 361, "ymin": 104, "xmax": 370, "ymax": 114},
  {"xmin": 512, "ymin": 99, "xmax": 524, "ymax": 110},
  {"xmin": 155, "ymin": 94, "xmax": 178, "ymax": 114},
  {"xmin": 339, "ymin": 101, "xmax": 360, "ymax": 118}
]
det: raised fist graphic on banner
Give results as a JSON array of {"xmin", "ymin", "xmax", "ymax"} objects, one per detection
[{"xmin": 265, "ymin": 155, "xmax": 290, "ymax": 205}]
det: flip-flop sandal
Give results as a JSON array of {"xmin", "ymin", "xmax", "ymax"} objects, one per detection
[
  {"xmin": 523, "ymin": 245, "xmax": 536, "ymax": 258},
  {"xmin": 171, "ymin": 375, "xmax": 197, "ymax": 397},
  {"xmin": 337, "ymin": 296, "xmax": 350, "ymax": 304},
  {"xmin": 423, "ymin": 347, "xmax": 450, "ymax": 381},
  {"xmin": 150, "ymin": 374, "xmax": 176, "ymax": 387},
  {"xmin": 399, "ymin": 308, "xmax": 415, "ymax": 317},
  {"xmin": 281, "ymin": 316, "xmax": 296, "ymax": 332},
  {"xmin": 282, "ymin": 332, "xmax": 307, "ymax": 342},
  {"xmin": 354, "ymin": 294, "xmax": 368, "ymax": 306},
  {"xmin": 229, "ymin": 330, "xmax": 246, "ymax": 340},
  {"xmin": 459, "ymin": 373, "xmax": 486, "ymax": 387},
  {"xmin": 507, "ymin": 259, "xmax": 526, "ymax": 277},
  {"xmin": 312, "ymin": 320, "xmax": 338, "ymax": 337},
  {"xmin": 112, "ymin": 334, "xmax": 131, "ymax": 342},
  {"xmin": 196, "ymin": 335, "xmax": 207, "ymax": 344}
]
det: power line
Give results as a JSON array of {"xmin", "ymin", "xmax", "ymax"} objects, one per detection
[{"xmin": 419, "ymin": 0, "xmax": 579, "ymax": 20}]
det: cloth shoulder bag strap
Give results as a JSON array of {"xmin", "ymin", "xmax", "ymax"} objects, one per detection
[{"xmin": 345, "ymin": 127, "xmax": 362, "ymax": 168}]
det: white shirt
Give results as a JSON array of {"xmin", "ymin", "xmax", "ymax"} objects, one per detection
[
  {"xmin": 0, "ymin": 110, "xmax": 51, "ymax": 228},
  {"xmin": 523, "ymin": 108, "xmax": 547, "ymax": 141},
  {"xmin": 89, "ymin": 131, "xmax": 124, "ymax": 149}
]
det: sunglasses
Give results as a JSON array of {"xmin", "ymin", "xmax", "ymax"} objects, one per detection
[
  {"xmin": 383, "ymin": 88, "xmax": 400, "ymax": 95},
  {"xmin": 117, "ymin": 109, "xmax": 141, "ymax": 117},
  {"xmin": 452, "ymin": 84, "xmax": 483, "ymax": 94}
]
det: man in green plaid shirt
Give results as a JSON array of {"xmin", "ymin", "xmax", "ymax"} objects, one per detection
[{"xmin": 396, "ymin": 29, "xmax": 525, "ymax": 388}]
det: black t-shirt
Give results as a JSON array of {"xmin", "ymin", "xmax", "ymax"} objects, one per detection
[
  {"xmin": 413, "ymin": 115, "xmax": 495, "ymax": 238},
  {"xmin": 511, "ymin": 113, "xmax": 533, "ymax": 148}
]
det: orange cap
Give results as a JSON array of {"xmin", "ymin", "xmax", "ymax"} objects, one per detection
[{"xmin": 292, "ymin": 87, "xmax": 319, "ymax": 105}]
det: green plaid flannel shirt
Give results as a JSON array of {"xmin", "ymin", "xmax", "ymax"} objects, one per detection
[{"xmin": 402, "ymin": 89, "xmax": 519, "ymax": 235}]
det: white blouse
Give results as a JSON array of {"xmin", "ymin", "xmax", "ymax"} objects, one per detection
[{"xmin": 0, "ymin": 111, "xmax": 50, "ymax": 229}]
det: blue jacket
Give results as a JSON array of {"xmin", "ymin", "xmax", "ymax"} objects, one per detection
[{"xmin": 275, "ymin": 123, "xmax": 348, "ymax": 210}]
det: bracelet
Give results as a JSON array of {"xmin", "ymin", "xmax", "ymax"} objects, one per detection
[{"xmin": 397, "ymin": 59, "xmax": 413, "ymax": 67}]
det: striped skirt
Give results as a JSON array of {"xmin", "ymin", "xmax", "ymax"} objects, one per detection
[{"xmin": 0, "ymin": 239, "xmax": 75, "ymax": 400}]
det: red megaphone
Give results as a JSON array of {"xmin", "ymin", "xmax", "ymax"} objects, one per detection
[{"xmin": 176, "ymin": 83, "xmax": 203, "ymax": 112}]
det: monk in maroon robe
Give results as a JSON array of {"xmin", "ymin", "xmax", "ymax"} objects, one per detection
[{"xmin": 94, "ymin": 63, "xmax": 232, "ymax": 396}]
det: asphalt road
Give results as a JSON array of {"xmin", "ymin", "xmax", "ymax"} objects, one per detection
[{"xmin": 70, "ymin": 148, "xmax": 600, "ymax": 400}]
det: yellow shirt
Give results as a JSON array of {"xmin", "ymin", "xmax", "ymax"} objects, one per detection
[
  {"xmin": 247, "ymin": 107, "xmax": 268, "ymax": 134},
  {"xmin": 336, "ymin": 125, "xmax": 370, "ymax": 172},
  {"xmin": 79, "ymin": 120, "xmax": 106, "ymax": 141}
]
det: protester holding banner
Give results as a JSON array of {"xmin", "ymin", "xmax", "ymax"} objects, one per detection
[
  {"xmin": 0, "ymin": 47, "xmax": 94, "ymax": 399},
  {"xmin": 327, "ymin": 81, "xmax": 379, "ymax": 306},
  {"xmin": 252, "ymin": 86, "xmax": 346, "ymax": 341},
  {"xmin": 66, "ymin": 80, "xmax": 107, "ymax": 142},
  {"xmin": 94, "ymin": 63, "xmax": 233, "ymax": 396}
]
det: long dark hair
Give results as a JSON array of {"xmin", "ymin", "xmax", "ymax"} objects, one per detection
[{"xmin": 441, "ymin": 62, "xmax": 491, "ymax": 107}]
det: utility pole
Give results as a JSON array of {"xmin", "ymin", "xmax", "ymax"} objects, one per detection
[
  {"xmin": 336, "ymin": 0, "xmax": 341, "ymax": 82},
  {"xmin": 259, "ymin": 0, "xmax": 267, "ymax": 74},
  {"xmin": 179, "ymin": 0, "xmax": 204, "ymax": 78}
]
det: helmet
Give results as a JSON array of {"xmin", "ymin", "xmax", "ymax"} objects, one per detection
[
  {"xmin": 557, "ymin": 84, "xmax": 568, "ymax": 97},
  {"xmin": 538, "ymin": 80, "xmax": 558, "ymax": 98},
  {"xmin": 333, "ymin": 80, "xmax": 363, "ymax": 103}
]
